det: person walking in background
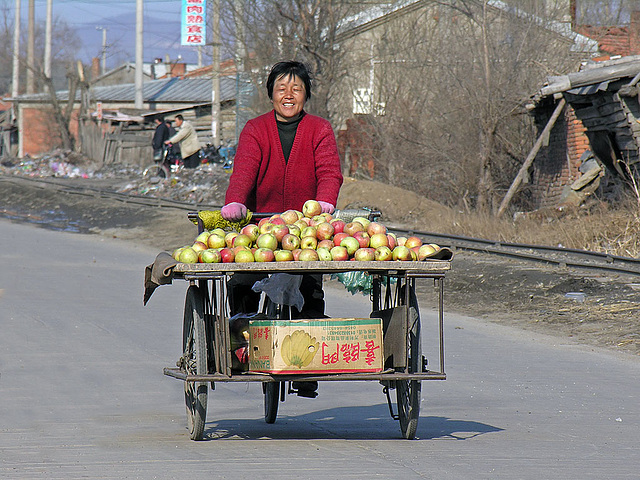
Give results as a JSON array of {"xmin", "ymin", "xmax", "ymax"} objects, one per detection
[
  {"xmin": 151, "ymin": 116, "xmax": 170, "ymax": 160},
  {"xmin": 166, "ymin": 114, "xmax": 201, "ymax": 168}
]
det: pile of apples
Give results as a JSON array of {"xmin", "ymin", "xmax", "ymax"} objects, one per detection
[{"xmin": 172, "ymin": 200, "xmax": 441, "ymax": 264}]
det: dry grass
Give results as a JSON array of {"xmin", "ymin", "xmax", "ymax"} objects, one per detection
[{"xmin": 337, "ymin": 177, "xmax": 640, "ymax": 258}]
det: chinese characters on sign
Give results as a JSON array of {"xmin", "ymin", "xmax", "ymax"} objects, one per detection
[
  {"xmin": 321, "ymin": 340, "xmax": 380, "ymax": 366},
  {"xmin": 181, "ymin": 0, "xmax": 206, "ymax": 46}
]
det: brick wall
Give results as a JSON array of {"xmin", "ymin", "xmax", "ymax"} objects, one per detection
[
  {"xmin": 21, "ymin": 106, "xmax": 80, "ymax": 157},
  {"xmin": 532, "ymin": 105, "xmax": 587, "ymax": 208}
]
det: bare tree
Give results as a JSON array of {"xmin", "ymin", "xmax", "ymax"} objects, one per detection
[
  {"xmin": 342, "ymin": 0, "xmax": 586, "ymax": 212},
  {"xmin": 221, "ymin": 0, "xmax": 365, "ymax": 126}
]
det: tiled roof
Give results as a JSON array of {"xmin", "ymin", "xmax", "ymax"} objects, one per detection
[{"xmin": 12, "ymin": 76, "xmax": 237, "ymax": 104}]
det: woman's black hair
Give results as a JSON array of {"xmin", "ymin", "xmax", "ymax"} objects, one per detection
[{"xmin": 266, "ymin": 61, "xmax": 312, "ymax": 100}]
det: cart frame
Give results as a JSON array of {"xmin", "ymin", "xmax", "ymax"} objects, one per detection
[{"xmin": 164, "ymin": 259, "xmax": 449, "ymax": 440}]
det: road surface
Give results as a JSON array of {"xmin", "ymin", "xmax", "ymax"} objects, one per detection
[{"xmin": 1, "ymin": 219, "xmax": 638, "ymax": 479}]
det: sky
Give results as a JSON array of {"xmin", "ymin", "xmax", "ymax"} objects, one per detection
[{"xmin": 15, "ymin": 0, "xmax": 205, "ymax": 68}]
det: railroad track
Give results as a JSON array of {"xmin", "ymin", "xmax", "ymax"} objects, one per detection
[{"xmin": 3, "ymin": 174, "xmax": 640, "ymax": 277}]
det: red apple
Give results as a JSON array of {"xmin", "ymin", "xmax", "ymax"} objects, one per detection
[
  {"xmin": 256, "ymin": 233, "xmax": 278, "ymax": 250},
  {"xmin": 302, "ymin": 199, "xmax": 322, "ymax": 218},
  {"xmin": 417, "ymin": 243, "xmax": 437, "ymax": 260},
  {"xmin": 294, "ymin": 219, "xmax": 309, "ymax": 231},
  {"xmin": 301, "ymin": 226, "xmax": 317, "ymax": 239},
  {"xmin": 287, "ymin": 224, "xmax": 301, "ymax": 238},
  {"xmin": 220, "ymin": 248, "xmax": 235, "ymax": 263},
  {"xmin": 404, "ymin": 236, "xmax": 423, "ymax": 249},
  {"xmin": 354, "ymin": 247, "xmax": 375, "ymax": 262},
  {"xmin": 270, "ymin": 216, "xmax": 286, "ymax": 226},
  {"xmin": 240, "ymin": 224, "xmax": 259, "ymax": 243},
  {"xmin": 301, "ymin": 236, "xmax": 318, "ymax": 250},
  {"xmin": 387, "ymin": 234, "xmax": 397, "ymax": 250},
  {"xmin": 258, "ymin": 217, "xmax": 271, "ymax": 228},
  {"xmin": 199, "ymin": 248, "xmax": 222, "ymax": 263},
  {"xmin": 259, "ymin": 221, "xmax": 275, "ymax": 234},
  {"xmin": 235, "ymin": 249, "xmax": 255, "ymax": 263},
  {"xmin": 396, "ymin": 236, "xmax": 408, "ymax": 247},
  {"xmin": 353, "ymin": 231, "xmax": 370, "ymax": 248},
  {"xmin": 274, "ymin": 249, "xmax": 294, "ymax": 262},
  {"xmin": 340, "ymin": 236, "xmax": 360, "ymax": 256},
  {"xmin": 281, "ymin": 210, "xmax": 299, "ymax": 225},
  {"xmin": 332, "ymin": 232, "xmax": 348, "ymax": 246},
  {"xmin": 298, "ymin": 248, "xmax": 319, "ymax": 261},
  {"xmin": 316, "ymin": 247, "xmax": 332, "ymax": 262},
  {"xmin": 233, "ymin": 244, "xmax": 251, "ymax": 253},
  {"xmin": 233, "ymin": 233, "xmax": 252, "ymax": 248},
  {"xmin": 370, "ymin": 233, "xmax": 389, "ymax": 249},
  {"xmin": 178, "ymin": 247, "xmax": 199, "ymax": 264},
  {"xmin": 330, "ymin": 218, "xmax": 346, "ymax": 234},
  {"xmin": 330, "ymin": 245, "xmax": 349, "ymax": 261},
  {"xmin": 195, "ymin": 231, "xmax": 211, "ymax": 244},
  {"xmin": 310, "ymin": 215, "xmax": 326, "ymax": 227},
  {"xmin": 367, "ymin": 222, "xmax": 387, "ymax": 236},
  {"xmin": 344, "ymin": 221, "xmax": 365, "ymax": 236},
  {"xmin": 392, "ymin": 245, "xmax": 412, "ymax": 261},
  {"xmin": 272, "ymin": 224, "xmax": 290, "ymax": 243},
  {"xmin": 352, "ymin": 216, "xmax": 371, "ymax": 229},
  {"xmin": 281, "ymin": 233, "xmax": 301, "ymax": 251},
  {"xmin": 192, "ymin": 241, "xmax": 208, "ymax": 253},
  {"xmin": 374, "ymin": 246, "xmax": 393, "ymax": 261},
  {"xmin": 316, "ymin": 222, "xmax": 335, "ymax": 241},
  {"xmin": 172, "ymin": 246, "xmax": 187, "ymax": 260},
  {"xmin": 207, "ymin": 233, "xmax": 226, "ymax": 249},
  {"xmin": 292, "ymin": 249, "xmax": 302, "ymax": 261},
  {"xmin": 317, "ymin": 239, "xmax": 334, "ymax": 250},
  {"xmin": 254, "ymin": 247, "xmax": 275, "ymax": 262},
  {"xmin": 225, "ymin": 232, "xmax": 238, "ymax": 248}
]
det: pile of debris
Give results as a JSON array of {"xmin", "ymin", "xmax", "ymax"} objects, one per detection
[{"xmin": 0, "ymin": 149, "xmax": 231, "ymax": 207}]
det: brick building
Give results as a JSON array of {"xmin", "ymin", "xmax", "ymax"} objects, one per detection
[{"xmin": 530, "ymin": 8, "xmax": 640, "ymax": 209}]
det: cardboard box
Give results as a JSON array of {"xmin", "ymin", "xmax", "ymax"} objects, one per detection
[{"xmin": 249, "ymin": 318, "xmax": 383, "ymax": 374}]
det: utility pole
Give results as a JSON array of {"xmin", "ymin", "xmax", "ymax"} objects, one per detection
[
  {"xmin": 11, "ymin": 0, "xmax": 20, "ymax": 100},
  {"xmin": 135, "ymin": 0, "xmax": 143, "ymax": 109},
  {"xmin": 96, "ymin": 26, "xmax": 107, "ymax": 74},
  {"xmin": 26, "ymin": 0, "xmax": 35, "ymax": 94},
  {"xmin": 44, "ymin": 0, "xmax": 52, "ymax": 79},
  {"xmin": 211, "ymin": 0, "xmax": 221, "ymax": 146},
  {"xmin": 234, "ymin": 0, "xmax": 246, "ymax": 140}
]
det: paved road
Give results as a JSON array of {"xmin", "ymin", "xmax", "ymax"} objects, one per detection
[{"xmin": 1, "ymin": 219, "xmax": 639, "ymax": 479}]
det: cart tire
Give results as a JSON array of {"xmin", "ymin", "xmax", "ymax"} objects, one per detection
[
  {"xmin": 183, "ymin": 285, "xmax": 208, "ymax": 441},
  {"xmin": 142, "ymin": 162, "xmax": 170, "ymax": 180},
  {"xmin": 263, "ymin": 381, "xmax": 280, "ymax": 424},
  {"xmin": 397, "ymin": 286, "xmax": 422, "ymax": 440}
]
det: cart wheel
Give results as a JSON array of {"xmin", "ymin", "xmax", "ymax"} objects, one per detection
[
  {"xmin": 263, "ymin": 381, "xmax": 280, "ymax": 424},
  {"xmin": 142, "ymin": 162, "xmax": 170, "ymax": 180},
  {"xmin": 183, "ymin": 285, "xmax": 208, "ymax": 440},
  {"xmin": 397, "ymin": 287, "xmax": 422, "ymax": 440}
]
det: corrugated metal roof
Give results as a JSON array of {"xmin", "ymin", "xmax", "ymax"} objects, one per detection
[{"xmin": 11, "ymin": 76, "xmax": 237, "ymax": 104}]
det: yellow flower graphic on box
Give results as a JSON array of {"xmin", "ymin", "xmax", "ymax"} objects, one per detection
[{"xmin": 280, "ymin": 329, "xmax": 320, "ymax": 368}]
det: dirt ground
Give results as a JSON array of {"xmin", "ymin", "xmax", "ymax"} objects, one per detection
[{"xmin": 1, "ymin": 169, "xmax": 639, "ymax": 357}]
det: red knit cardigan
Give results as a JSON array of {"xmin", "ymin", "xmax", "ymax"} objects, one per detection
[{"xmin": 224, "ymin": 111, "xmax": 343, "ymax": 214}]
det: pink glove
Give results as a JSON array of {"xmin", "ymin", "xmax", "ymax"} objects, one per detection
[
  {"xmin": 221, "ymin": 202, "xmax": 247, "ymax": 221},
  {"xmin": 318, "ymin": 201, "xmax": 335, "ymax": 214}
]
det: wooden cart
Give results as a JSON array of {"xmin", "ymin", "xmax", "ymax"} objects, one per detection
[{"xmin": 164, "ymin": 258, "xmax": 450, "ymax": 441}]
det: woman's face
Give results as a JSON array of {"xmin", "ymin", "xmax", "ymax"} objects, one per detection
[{"xmin": 271, "ymin": 74, "xmax": 306, "ymax": 122}]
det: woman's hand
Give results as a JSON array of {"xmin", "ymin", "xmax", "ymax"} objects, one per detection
[
  {"xmin": 318, "ymin": 201, "xmax": 335, "ymax": 214},
  {"xmin": 221, "ymin": 202, "xmax": 247, "ymax": 221}
]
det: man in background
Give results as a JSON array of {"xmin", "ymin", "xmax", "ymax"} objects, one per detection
[{"xmin": 166, "ymin": 114, "xmax": 201, "ymax": 168}]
